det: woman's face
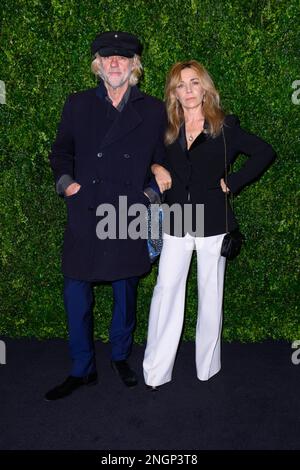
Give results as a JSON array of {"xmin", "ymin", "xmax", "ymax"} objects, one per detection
[{"xmin": 175, "ymin": 67, "xmax": 205, "ymax": 110}]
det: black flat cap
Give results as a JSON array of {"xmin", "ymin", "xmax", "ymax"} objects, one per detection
[{"xmin": 91, "ymin": 31, "xmax": 143, "ymax": 58}]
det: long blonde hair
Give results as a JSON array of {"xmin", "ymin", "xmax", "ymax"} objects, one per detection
[
  {"xmin": 91, "ymin": 53, "xmax": 143, "ymax": 86},
  {"xmin": 165, "ymin": 60, "xmax": 225, "ymax": 145}
]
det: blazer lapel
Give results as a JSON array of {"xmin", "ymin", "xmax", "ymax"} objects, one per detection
[{"xmin": 167, "ymin": 140, "xmax": 191, "ymax": 183}]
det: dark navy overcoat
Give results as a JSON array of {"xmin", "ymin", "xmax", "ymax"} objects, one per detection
[{"xmin": 49, "ymin": 83, "xmax": 165, "ymax": 281}]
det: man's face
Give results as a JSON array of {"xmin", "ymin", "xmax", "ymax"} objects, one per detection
[{"xmin": 99, "ymin": 55, "xmax": 133, "ymax": 89}]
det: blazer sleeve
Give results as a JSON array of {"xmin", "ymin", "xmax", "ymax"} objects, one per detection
[
  {"xmin": 48, "ymin": 95, "xmax": 75, "ymax": 188},
  {"xmin": 225, "ymin": 115, "xmax": 276, "ymax": 195}
]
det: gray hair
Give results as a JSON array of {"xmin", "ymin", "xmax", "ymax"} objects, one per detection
[{"xmin": 91, "ymin": 53, "xmax": 143, "ymax": 86}]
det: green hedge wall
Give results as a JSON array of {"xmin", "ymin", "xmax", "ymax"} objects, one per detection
[{"xmin": 0, "ymin": 0, "xmax": 299, "ymax": 342}]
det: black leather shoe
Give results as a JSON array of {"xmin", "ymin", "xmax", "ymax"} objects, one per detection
[
  {"xmin": 44, "ymin": 373, "xmax": 98, "ymax": 401},
  {"xmin": 111, "ymin": 360, "xmax": 138, "ymax": 387}
]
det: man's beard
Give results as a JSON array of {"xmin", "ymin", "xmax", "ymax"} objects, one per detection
[{"xmin": 99, "ymin": 66, "xmax": 132, "ymax": 89}]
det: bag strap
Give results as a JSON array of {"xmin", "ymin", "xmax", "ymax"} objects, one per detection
[{"xmin": 221, "ymin": 127, "xmax": 233, "ymax": 234}]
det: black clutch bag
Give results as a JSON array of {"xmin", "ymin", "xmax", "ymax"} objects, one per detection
[
  {"xmin": 220, "ymin": 128, "xmax": 245, "ymax": 260},
  {"xmin": 221, "ymin": 228, "xmax": 244, "ymax": 260}
]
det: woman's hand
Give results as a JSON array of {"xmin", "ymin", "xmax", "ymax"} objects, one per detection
[
  {"xmin": 220, "ymin": 178, "xmax": 230, "ymax": 193},
  {"xmin": 151, "ymin": 164, "xmax": 172, "ymax": 193}
]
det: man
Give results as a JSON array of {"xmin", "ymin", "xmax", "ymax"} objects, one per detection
[{"xmin": 46, "ymin": 31, "xmax": 171, "ymax": 400}]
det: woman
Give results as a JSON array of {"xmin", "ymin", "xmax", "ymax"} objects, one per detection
[{"xmin": 143, "ymin": 60, "xmax": 275, "ymax": 389}]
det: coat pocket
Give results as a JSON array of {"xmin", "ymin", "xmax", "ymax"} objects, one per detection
[{"xmin": 65, "ymin": 185, "xmax": 93, "ymax": 240}]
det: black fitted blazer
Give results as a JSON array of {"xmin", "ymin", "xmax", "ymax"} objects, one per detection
[{"xmin": 163, "ymin": 114, "xmax": 276, "ymax": 237}]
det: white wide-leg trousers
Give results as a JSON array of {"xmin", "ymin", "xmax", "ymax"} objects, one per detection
[{"xmin": 143, "ymin": 232, "xmax": 226, "ymax": 386}]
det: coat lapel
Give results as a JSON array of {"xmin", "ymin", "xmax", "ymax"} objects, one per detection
[
  {"xmin": 100, "ymin": 100, "xmax": 143, "ymax": 149},
  {"xmin": 99, "ymin": 85, "xmax": 144, "ymax": 149}
]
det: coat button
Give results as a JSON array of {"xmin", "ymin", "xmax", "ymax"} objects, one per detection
[
  {"xmin": 97, "ymin": 152, "xmax": 103, "ymax": 158},
  {"xmin": 123, "ymin": 153, "xmax": 131, "ymax": 159}
]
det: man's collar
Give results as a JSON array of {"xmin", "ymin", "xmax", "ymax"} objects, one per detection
[
  {"xmin": 128, "ymin": 84, "xmax": 144, "ymax": 101},
  {"xmin": 96, "ymin": 79, "xmax": 144, "ymax": 106},
  {"xmin": 96, "ymin": 79, "xmax": 131, "ymax": 112}
]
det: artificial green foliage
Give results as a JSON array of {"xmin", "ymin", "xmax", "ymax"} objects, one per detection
[{"xmin": 0, "ymin": 0, "xmax": 299, "ymax": 342}]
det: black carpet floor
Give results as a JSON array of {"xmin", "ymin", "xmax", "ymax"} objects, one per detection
[{"xmin": 0, "ymin": 338, "xmax": 299, "ymax": 450}]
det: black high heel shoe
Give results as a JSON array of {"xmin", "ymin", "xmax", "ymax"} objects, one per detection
[{"xmin": 146, "ymin": 385, "xmax": 160, "ymax": 391}]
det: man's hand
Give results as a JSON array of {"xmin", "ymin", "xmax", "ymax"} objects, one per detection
[
  {"xmin": 64, "ymin": 182, "xmax": 81, "ymax": 197},
  {"xmin": 151, "ymin": 164, "xmax": 172, "ymax": 193},
  {"xmin": 220, "ymin": 178, "xmax": 230, "ymax": 193}
]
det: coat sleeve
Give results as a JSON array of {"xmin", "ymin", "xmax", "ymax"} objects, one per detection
[
  {"xmin": 49, "ymin": 95, "xmax": 75, "ymax": 192},
  {"xmin": 225, "ymin": 115, "xmax": 276, "ymax": 195},
  {"xmin": 150, "ymin": 107, "xmax": 167, "ymax": 165},
  {"xmin": 143, "ymin": 106, "xmax": 168, "ymax": 201}
]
